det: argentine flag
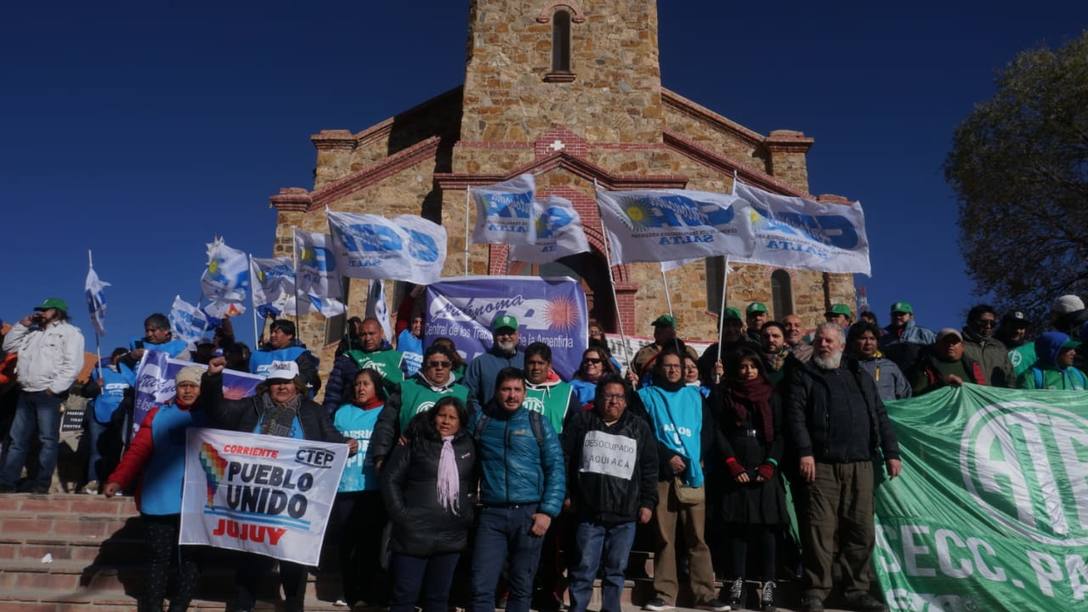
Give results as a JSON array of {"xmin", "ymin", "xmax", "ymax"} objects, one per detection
[{"xmin": 84, "ymin": 262, "xmax": 110, "ymax": 336}]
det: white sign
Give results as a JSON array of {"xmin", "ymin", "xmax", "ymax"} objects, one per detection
[
  {"xmin": 580, "ymin": 430, "xmax": 638, "ymax": 479},
  {"xmin": 180, "ymin": 429, "xmax": 348, "ymax": 566}
]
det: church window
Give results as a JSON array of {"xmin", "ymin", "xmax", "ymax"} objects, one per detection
[
  {"xmin": 552, "ymin": 10, "xmax": 572, "ymax": 73},
  {"xmin": 771, "ymin": 269, "xmax": 794, "ymax": 319}
]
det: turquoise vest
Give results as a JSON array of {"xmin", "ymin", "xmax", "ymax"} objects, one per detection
[
  {"xmin": 639, "ymin": 385, "xmax": 705, "ymax": 487},
  {"xmin": 334, "ymin": 403, "xmax": 383, "ymax": 492},
  {"xmin": 91, "ymin": 364, "xmax": 135, "ymax": 424}
]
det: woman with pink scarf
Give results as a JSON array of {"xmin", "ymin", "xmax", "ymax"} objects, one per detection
[{"xmin": 380, "ymin": 396, "xmax": 477, "ymax": 612}]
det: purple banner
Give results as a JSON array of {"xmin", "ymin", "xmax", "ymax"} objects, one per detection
[
  {"xmin": 424, "ymin": 276, "xmax": 588, "ymax": 380},
  {"xmin": 133, "ymin": 350, "xmax": 264, "ymax": 433}
]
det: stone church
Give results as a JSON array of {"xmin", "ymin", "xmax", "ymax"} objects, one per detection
[{"xmin": 269, "ymin": 0, "xmax": 856, "ymax": 366}]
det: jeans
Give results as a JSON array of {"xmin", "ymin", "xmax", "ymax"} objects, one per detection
[
  {"xmin": 0, "ymin": 391, "xmax": 62, "ymax": 489},
  {"xmin": 86, "ymin": 417, "xmax": 119, "ymax": 484},
  {"xmin": 568, "ymin": 520, "xmax": 637, "ymax": 612},
  {"xmin": 470, "ymin": 505, "xmax": 546, "ymax": 612},
  {"xmin": 390, "ymin": 551, "xmax": 460, "ymax": 612}
]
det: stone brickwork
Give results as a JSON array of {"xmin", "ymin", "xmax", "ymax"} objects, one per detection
[{"xmin": 268, "ymin": 0, "xmax": 857, "ymax": 373}]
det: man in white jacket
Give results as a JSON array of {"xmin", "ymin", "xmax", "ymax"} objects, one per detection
[{"xmin": 0, "ymin": 298, "xmax": 85, "ymax": 493}]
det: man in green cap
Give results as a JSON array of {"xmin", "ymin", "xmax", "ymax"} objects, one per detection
[
  {"xmin": 0, "ymin": 298, "xmax": 85, "ymax": 493},
  {"xmin": 464, "ymin": 313, "xmax": 525, "ymax": 412},
  {"xmin": 632, "ymin": 314, "xmax": 698, "ymax": 379},
  {"xmin": 825, "ymin": 304, "xmax": 853, "ymax": 328},
  {"xmin": 745, "ymin": 302, "xmax": 769, "ymax": 344},
  {"xmin": 879, "ymin": 301, "xmax": 936, "ymax": 373}
]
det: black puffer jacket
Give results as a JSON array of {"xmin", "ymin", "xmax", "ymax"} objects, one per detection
[
  {"xmin": 201, "ymin": 372, "xmax": 344, "ymax": 443},
  {"xmin": 380, "ymin": 416, "xmax": 477, "ymax": 557},
  {"xmin": 785, "ymin": 357, "xmax": 899, "ymax": 463},
  {"xmin": 562, "ymin": 408, "xmax": 658, "ymax": 524}
]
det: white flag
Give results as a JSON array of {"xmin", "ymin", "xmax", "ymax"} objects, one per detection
[
  {"xmin": 327, "ymin": 211, "xmax": 447, "ymax": 285},
  {"xmin": 471, "ymin": 174, "xmax": 536, "ymax": 245},
  {"xmin": 731, "ymin": 182, "xmax": 871, "ymax": 276},
  {"xmin": 660, "ymin": 258, "xmax": 700, "ymax": 273},
  {"xmin": 294, "ymin": 230, "xmax": 345, "ymax": 318},
  {"xmin": 596, "ymin": 188, "xmax": 755, "ymax": 264},
  {"xmin": 510, "ymin": 195, "xmax": 591, "ymax": 263},
  {"xmin": 201, "ymin": 238, "xmax": 249, "ymax": 318},
  {"xmin": 250, "ymin": 257, "xmax": 296, "ymax": 319},
  {"xmin": 84, "ymin": 265, "xmax": 110, "ymax": 336},
  {"xmin": 365, "ymin": 280, "xmax": 394, "ymax": 341},
  {"xmin": 169, "ymin": 295, "xmax": 208, "ymax": 345}
]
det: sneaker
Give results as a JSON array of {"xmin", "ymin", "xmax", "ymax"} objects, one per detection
[
  {"xmin": 723, "ymin": 577, "xmax": 744, "ymax": 609},
  {"xmin": 843, "ymin": 592, "xmax": 887, "ymax": 612},
  {"xmin": 699, "ymin": 598, "xmax": 731, "ymax": 612},
  {"xmin": 643, "ymin": 597, "xmax": 673, "ymax": 611},
  {"xmin": 332, "ymin": 600, "xmax": 348, "ymax": 607},
  {"xmin": 760, "ymin": 580, "xmax": 776, "ymax": 611},
  {"xmin": 83, "ymin": 481, "xmax": 99, "ymax": 495},
  {"xmin": 800, "ymin": 595, "xmax": 825, "ymax": 612}
]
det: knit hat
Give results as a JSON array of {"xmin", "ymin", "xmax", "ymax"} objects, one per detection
[{"xmin": 175, "ymin": 366, "xmax": 204, "ymax": 387}]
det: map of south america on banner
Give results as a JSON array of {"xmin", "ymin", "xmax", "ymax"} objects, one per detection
[
  {"xmin": 730, "ymin": 182, "xmax": 871, "ymax": 275},
  {"xmin": 874, "ymin": 385, "xmax": 1088, "ymax": 610},
  {"xmin": 180, "ymin": 429, "xmax": 348, "ymax": 566},
  {"xmin": 424, "ymin": 276, "xmax": 588, "ymax": 379}
]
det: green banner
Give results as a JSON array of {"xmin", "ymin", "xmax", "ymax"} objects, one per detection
[{"xmin": 874, "ymin": 384, "xmax": 1088, "ymax": 610}]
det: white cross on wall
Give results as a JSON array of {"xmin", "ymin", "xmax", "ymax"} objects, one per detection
[{"xmin": 549, "ymin": 139, "xmax": 565, "ymax": 151}]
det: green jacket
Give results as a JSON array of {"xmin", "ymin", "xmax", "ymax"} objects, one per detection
[{"xmin": 1017, "ymin": 366, "xmax": 1088, "ymax": 391}]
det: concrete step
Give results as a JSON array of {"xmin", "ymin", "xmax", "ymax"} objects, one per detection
[{"xmin": 0, "ymin": 493, "xmax": 137, "ymax": 517}]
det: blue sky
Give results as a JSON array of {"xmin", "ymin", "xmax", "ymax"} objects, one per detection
[{"xmin": 1, "ymin": 1, "xmax": 1085, "ymax": 351}]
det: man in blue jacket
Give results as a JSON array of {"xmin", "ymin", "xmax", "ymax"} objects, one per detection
[
  {"xmin": 470, "ymin": 367, "xmax": 565, "ymax": 612},
  {"xmin": 464, "ymin": 315, "xmax": 525, "ymax": 413}
]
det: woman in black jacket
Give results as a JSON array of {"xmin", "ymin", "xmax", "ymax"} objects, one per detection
[
  {"xmin": 380, "ymin": 396, "xmax": 476, "ymax": 612},
  {"xmin": 202, "ymin": 361, "xmax": 352, "ymax": 612},
  {"xmin": 711, "ymin": 348, "xmax": 787, "ymax": 612}
]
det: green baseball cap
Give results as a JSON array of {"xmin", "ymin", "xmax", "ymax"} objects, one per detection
[
  {"xmin": 890, "ymin": 301, "xmax": 914, "ymax": 314},
  {"xmin": 827, "ymin": 303, "xmax": 852, "ymax": 317},
  {"xmin": 723, "ymin": 307, "xmax": 742, "ymax": 321},
  {"xmin": 652, "ymin": 314, "xmax": 676, "ymax": 328},
  {"xmin": 492, "ymin": 314, "xmax": 518, "ymax": 332},
  {"xmin": 746, "ymin": 302, "xmax": 768, "ymax": 315},
  {"xmin": 34, "ymin": 297, "xmax": 68, "ymax": 312}
]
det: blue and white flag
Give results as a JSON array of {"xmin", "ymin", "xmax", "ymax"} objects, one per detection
[
  {"xmin": 365, "ymin": 279, "xmax": 394, "ymax": 342},
  {"xmin": 84, "ymin": 263, "xmax": 110, "ymax": 336},
  {"xmin": 660, "ymin": 258, "xmax": 700, "ymax": 273},
  {"xmin": 250, "ymin": 256, "xmax": 296, "ymax": 319},
  {"xmin": 201, "ymin": 238, "xmax": 250, "ymax": 318},
  {"xmin": 328, "ymin": 211, "xmax": 447, "ymax": 285},
  {"xmin": 294, "ymin": 230, "xmax": 345, "ymax": 318},
  {"xmin": 510, "ymin": 195, "xmax": 590, "ymax": 263},
  {"xmin": 169, "ymin": 295, "xmax": 208, "ymax": 346},
  {"xmin": 596, "ymin": 188, "xmax": 755, "ymax": 264},
  {"xmin": 471, "ymin": 174, "xmax": 536, "ymax": 245},
  {"xmin": 731, "ymin": 182, "xmax": 871, "ymax": 275}
]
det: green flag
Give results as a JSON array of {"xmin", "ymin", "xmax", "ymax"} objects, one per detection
[{"xmin": 874, "ymin": 384, "xmax": 1088, "ymax": 609}]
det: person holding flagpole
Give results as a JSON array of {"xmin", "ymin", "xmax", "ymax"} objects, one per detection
[{"xmin": 249, "ymin": 319, "xmax": 321, "ymax": 396}]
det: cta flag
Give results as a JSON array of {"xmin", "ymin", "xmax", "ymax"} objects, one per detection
[
  {"xmin": 731, "ymin": 182, "xmax": 871, "ymax": 275},
  {"xmin": 201, "ymin": 238, "xmax": 250, "ymax": 317},
  {"xmin": 424, "ymin": 276, "xmax": 587, "ymax": 379},
  {"xmin": 327, "ymin": 211, "xmax": 447, "ymax": 285},
  {"xmin": 169, "ymin": 295, "xmax": 208, "ymax": 346},
  {"xmin": 597, "ymin": 188, "xmax": 754, "ymax": 264},
  {"xmin": 250, "ymin": 257, "xmax": 296, "ymax": 319},
  {"xmin": 873, "ymin": 384, "xmax": 1088, "ymax": 609},
  {"xmin": 471, "ymin": 174, "xmax": 536, "ymax": 245},
  {"xmin": 365, "ymin": 280, "xmax": 393, "ymax": 343},
  {"xmin": 84, "ymin": 264, "xmax": 110, "ymax": 336},
  {"xmin": 294, "ymin": 230, "xmax": 345, "ymax": 318},
  {"xmin": 180, "ymin": 429, "xmax": 347, "ymax": 566},
  {"xmin": 510, "ymin": 195, "xmax": 590, "ymax": 263}
]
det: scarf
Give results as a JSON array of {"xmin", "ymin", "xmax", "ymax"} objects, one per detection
[
  {"xmin": 436, "ymin": 435, "xmax": 460, "ymax": 515},
  {"xmin": 764, "ymin": 348, "xmax": 788, "ymax": 372},
  {"xmin": 259, "ymin": 392, "xmax": 302, "ymax": 437},
  {"xmin": 726, "ymin": 376, "xmax": 775, "ymax": 443},
  {"xmin": 356, "ymin": 395, "xmax": 384, "ymax": 410}
]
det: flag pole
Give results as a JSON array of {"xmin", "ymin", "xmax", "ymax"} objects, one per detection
[
  {"xmin": 292, "ymin": 230, "xmax": 302, "ymax": 328},
  {"xmin": 88, "ymin": 249, "xmax": 103, "ymax": 381},
  {"xmin": 464, "ymin": 187, "xmax": 471, "ymax": 275},
  {"xmin": 715, "ymin": 169, "xmax": 740, "ymax": 382},
  {"xmin": 248, "ymin": 254, "xmax": 260, "ymax": 345},
  {"xmin": 593, "ymin": 179, "xmax": 634, "ymax": 375}
]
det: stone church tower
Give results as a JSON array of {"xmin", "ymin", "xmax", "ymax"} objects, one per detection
[{"xmin": 269, "ymin": 0, "xmax": 856, "ymax": 371}]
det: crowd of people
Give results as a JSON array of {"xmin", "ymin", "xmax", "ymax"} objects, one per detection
[{"xmin": 0, "ymin": 291, "xmax": 1085, "ymax": 612}]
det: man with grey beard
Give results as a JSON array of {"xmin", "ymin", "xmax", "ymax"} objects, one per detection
[
  {"xmin": 464, "ymin": 314, "xmax": 526, "ymax": 413},
  {"xmin": 785, "ymin": 323, "xmax": 901, "ymax": 612}
]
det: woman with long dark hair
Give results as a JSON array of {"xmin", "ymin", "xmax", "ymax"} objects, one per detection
[
  {"xmin": 381, "ymin": 397, "xmax": 476, "ymax": 612},
  {"xmin": 712, "ymin": 347, "xmax": 787, "ymax": 611}
]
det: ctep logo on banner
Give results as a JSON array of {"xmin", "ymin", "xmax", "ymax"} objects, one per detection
[
  {"xmin": 424, "ymin": 276, "xmax": 588, "ymax": 380},
  {"xmin": 179, "ymin": 429, "xmax": 348, "ymax": 566}
]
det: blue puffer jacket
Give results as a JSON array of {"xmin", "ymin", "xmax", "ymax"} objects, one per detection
[{"xmin": 471, "ymin": 403, "xmax": 566, "ymax": 517}]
